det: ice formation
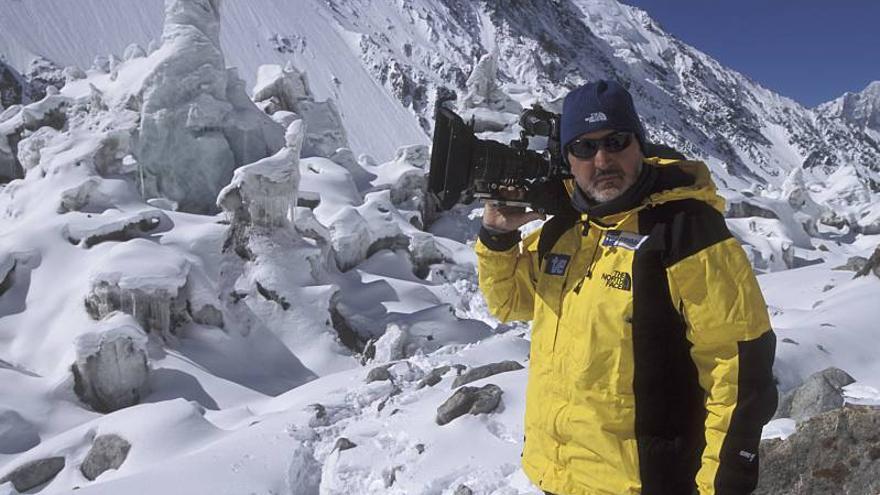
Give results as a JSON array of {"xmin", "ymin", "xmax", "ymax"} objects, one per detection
[
  {"xmin": 218, "ymin": 119, "xmax": 353, "ymax": 375},
  {"xmin": 85, "ymin": 239, "xmax": 190, "ymax": 341},
  {"xmin": 217, "ymin": 120, "xmax": 304, "ymax": 228},
  {"xmin": 459, "ymin": 52, "xmax": 522, "ymax": 133},
  {"xmin": 251, "ymin": 63, "xmax": 348, "ymax": 158},
  {"xmin": 134, "ymin": 0, "xmax": 284, "ymax": 213}
]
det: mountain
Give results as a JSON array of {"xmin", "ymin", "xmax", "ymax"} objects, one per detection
[
  {"xmin": 816, "ymin": 80, "xmax": 880, "ymax": 137},
  {"xmin": 1, "ymin": 0, "xmax": 879, "ymax": 190}
]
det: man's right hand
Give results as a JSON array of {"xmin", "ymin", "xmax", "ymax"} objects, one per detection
[{"xmin": 482, "ymin": 201, "xmax": 546, "ymax": 233}]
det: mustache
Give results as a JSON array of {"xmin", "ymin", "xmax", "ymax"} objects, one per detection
[{"xmin": 594, "ymin": 168, "xmax": 623, "ymax": 179}]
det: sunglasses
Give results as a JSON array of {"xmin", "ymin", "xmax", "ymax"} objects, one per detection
[{"xmin": 566, "ymin": 131, "xmax": 633, "ymax": 159}]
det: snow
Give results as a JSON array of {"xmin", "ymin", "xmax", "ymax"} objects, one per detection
[{"xmin": 0, "ymin": 0, "xmax": 879, "ymax": 493}]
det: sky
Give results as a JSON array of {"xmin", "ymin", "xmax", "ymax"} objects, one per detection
[{"xmin": 620, "ymin": 0, "xmax": 880, "ymax": 108}]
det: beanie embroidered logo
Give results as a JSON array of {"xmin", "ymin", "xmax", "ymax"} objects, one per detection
[{"xmin": 584, "ymin": 112, "xmax": 608, "ymax": 124}]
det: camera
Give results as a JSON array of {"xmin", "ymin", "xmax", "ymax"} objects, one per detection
[
  {"xmin": 427, "ymin": 102, "xmax": 688, "ymax": 217},
  {"xmin": 427, "ymin": 103, "xmax": 575, "ymax": 216}
]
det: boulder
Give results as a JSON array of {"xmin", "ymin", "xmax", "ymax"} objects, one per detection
[
  {"xmin": 853, "ymin": 245, "xmax": 880, "ymax": 279},
  {"xmin": 80, "ymin": 434, "xmax": 132, "ymax": 481},
  {"xmin": 417, "ymin": 364, "xmax": 466, "ymax": 389},
  {"xmin": 452, "ymin": 360, "xmax": 524, "ymax": 388},
  {"xmin": 454, "ymin": 484, "xmax": 474, "ymax": 495},
  {"xmin": 365, "ymin": 365, "xmax": 393, "ymax": 384},
  {"xmin": 436, "ymin": 384, "xmax": 503, "ymax": 425},
  {"xmin": 0, "ymin": 457, "xmax": 65, "ymax": 492},
  {"xmin": 72, "ymin": 314, "xmax": 151, "ymax": 413},
  {"xmin": 779, "ymin": 367, "xmax": 856, "ymax": 423},
  {"xmin": 333, "ymin": 437, "xmax": 357, "ymax": 452},
  {"xmin": 756, "ymin": 406, "xmax": 880, "ymax": 495}
]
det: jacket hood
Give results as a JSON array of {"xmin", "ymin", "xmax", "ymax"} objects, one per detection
[{"xmin": 643, "ymin": 158, "xmax": 725, "ymax": 213}]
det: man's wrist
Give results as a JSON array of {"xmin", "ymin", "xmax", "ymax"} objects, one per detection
[{"xmin": 479, "ymin": 225, "xmax": 521, "ymax": 251}]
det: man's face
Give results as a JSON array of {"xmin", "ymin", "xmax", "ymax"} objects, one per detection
[{"xmin": 567, "ymin": 130, "xmax": 644, "ymax": 203}]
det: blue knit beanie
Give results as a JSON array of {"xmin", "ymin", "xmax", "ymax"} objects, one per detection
[{"xmin": 560, "ymin": 80, "xmax": 645, "ymax": 151}]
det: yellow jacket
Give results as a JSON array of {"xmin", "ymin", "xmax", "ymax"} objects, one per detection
[{"xmin": 476, "ymin": 159, "xmax": 776, "ymax": 495}]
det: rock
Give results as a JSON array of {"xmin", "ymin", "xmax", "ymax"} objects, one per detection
[
  {"xmin": 833, "ymin": 256, "xmax": 868, "ymax": 272},
  {"xmin": 452, "ymin": 360, "xmax": 524, "ymax": 388},
  {"xmin": 454, "ymin": 484, "xmax": 474, "ymax": 495},
  {"xmin": 786, "ymin": 367, "xmax": 855, "ymax": 423},
  {"xmin": 80, "ymin": 434, "xmax": 131, "ymax": 481},
  {"xmin": 0, "ymin": 60, "xmax": 29, "ymax": 108},
  {"xmin": 725, "ymin": 200, "xmax": 778, "ymax": 219},
  {"xmin": 772, "ymin": 388, "xmax": 795, "ymax": 421},
  {"xmin": 436, "ymin": 384, "xmax": 503, "ymax": 425},
  {"xmin": 417, "ymin": 364, "xmax": 466, "ymax": 389},
  {"xmin": 853, "ymin": 245, "xmax": 880, "ymax": 279},
  {"xmin": 72, "ymin": 314, "xmax": 150, "ymax": 413},
  {"xmin": 0, "ymin": 409, "xmax": 40, "ymax": 454},
  {"xmin": 366, "ymin": 365, "xmax": 392, "ymax": 383},
  {"xmin": 333, "ymin": 437, "xmax": 357, "ymax": 452},
  {"xmin": 0, "ymin": 457, "xmax": 65, "ymax": 492},
  {"xmin": 756, "ymin": 406, "xmax": 880, "ymax": 495}
]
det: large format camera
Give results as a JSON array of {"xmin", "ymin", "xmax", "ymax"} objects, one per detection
[
  {"xmin": 428, "ymin": 103, "xmax": 574, "ymax": 216},
  {"xmin": 427, "ymin": 103, "xmax": 685, "ymax": 216}
]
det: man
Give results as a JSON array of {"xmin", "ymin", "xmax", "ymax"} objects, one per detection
[{"xmin": 476, "ymin": 80, "xmax": 777, "ymax": 495}]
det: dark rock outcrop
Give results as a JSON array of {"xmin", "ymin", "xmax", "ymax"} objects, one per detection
[
  {"xmin": 80, "ymin": 434, "xmax": 131, "ymax": 481},
  {"xmin": 853, "ymin": 245, "xmax": 880, "ymax": 279},
  {"xmin": 365, "ymin": 365, "xmax": 393, "ymax": 383},
  {"xmin": 451, "ymin": 360, "xmax": 524, "ymax": 388},
  {"xmin": 417, "ymin": 364, "xmax": 466, "ymax": 389},
  {"xmin": 774, "ymin": 367, "xmax": 855, "ymax": 423},
  {"xmin": 333, "ymin": 437, "xmax": 357, "ymax": 452},
  {"xmin": 756, "ymin": 405, "xmax": 880, "ymax": 495},
  {"xmin": 436, "ymin": 384, "xmax": 503, "ymax": 425},
  {"xmin": 72, "ymin": 320, "xmax": 151, "ymax": 413},
  {"xmin": 0, "ymin": 456, "xmax": 65, "ymax": 492}
]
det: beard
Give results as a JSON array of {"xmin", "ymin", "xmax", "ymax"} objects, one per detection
[{"xmin": 584, "ymin": 168, "xmax": 637, "ymax": 203}]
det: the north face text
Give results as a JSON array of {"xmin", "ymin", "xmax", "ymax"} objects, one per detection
[{"xmin": 601, "ymin": 270, "xmax": 632, "ymax": 291}]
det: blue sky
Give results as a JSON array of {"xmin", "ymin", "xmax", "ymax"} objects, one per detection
[{"xmin": 620, "ymin": 0, "xmax": 880, "ymax": 107}]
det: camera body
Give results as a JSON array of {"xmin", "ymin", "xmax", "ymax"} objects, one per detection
[{"xmin": 428, "ymin": 104, "xmax": 575, "ymax": 216}]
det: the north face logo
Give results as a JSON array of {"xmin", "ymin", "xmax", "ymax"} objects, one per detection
[
  {"xmin": 584, "ymin": 112, "xmax": 608, "ymax": 123},
  {"xmin": 544, "ymin": 254, "xmax": 571, "ymax": 275},
  {"xmin": 601, "ymin": 270, "xmax": 632, "ymax": 291}
]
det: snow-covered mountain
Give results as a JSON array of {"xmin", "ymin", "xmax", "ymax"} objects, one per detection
[
  {"xmin": 2, "ymin": 0, "xmax": 879, "ymax": 189},
  {"xmin": 1, "ymin": 1, "xmax": 879, "ymax": 494},
  {"xmin": 816, "ymin": 80, "xmax": 880, "ymax": 137}
]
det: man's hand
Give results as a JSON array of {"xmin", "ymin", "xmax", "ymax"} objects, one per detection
[{"xmin": 482, "ymin": 202, "xmax": 546, "ymax": 233}]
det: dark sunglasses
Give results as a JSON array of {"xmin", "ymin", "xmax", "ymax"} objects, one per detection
[{"xmin": 566, "ymin": 131, "xmax": 633, "ymax": 159}]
